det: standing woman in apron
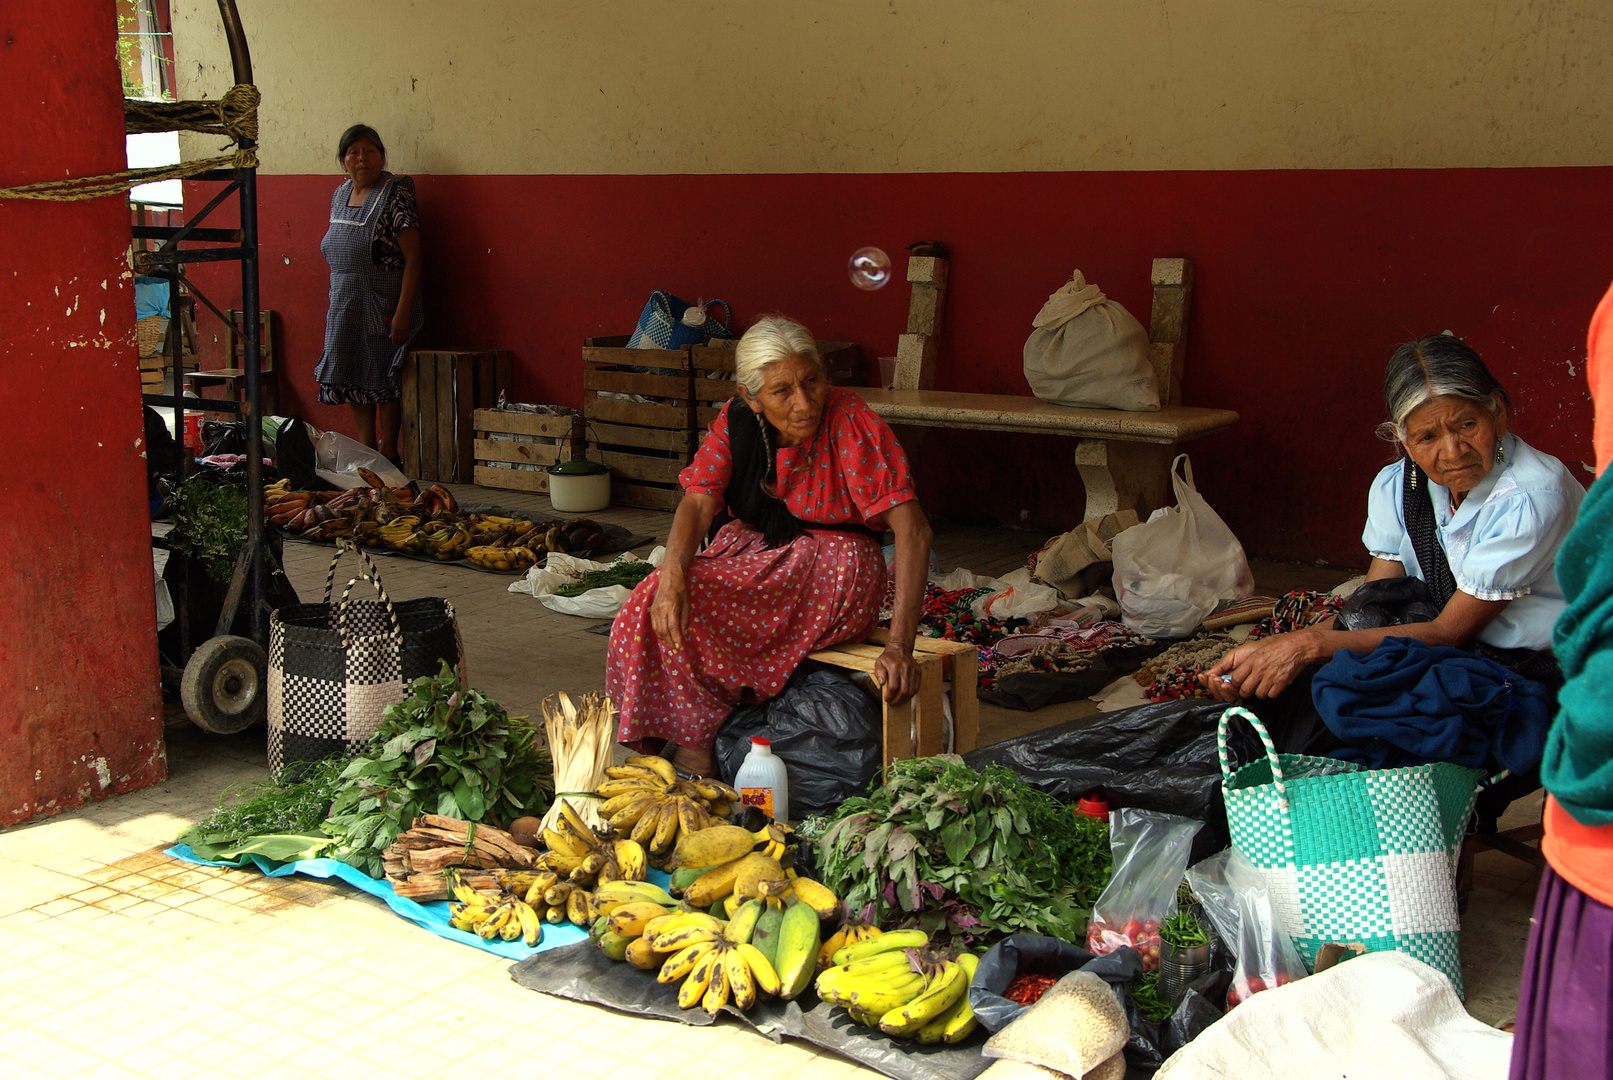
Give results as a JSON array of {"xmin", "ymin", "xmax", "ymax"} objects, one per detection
[{"xmin": 314, "ymin": 124, "xmax": 424, "ymax": 462}]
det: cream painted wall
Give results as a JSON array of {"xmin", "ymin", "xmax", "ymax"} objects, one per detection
[{"xmin": 175, "ymin": 1, "xmax": 1613, "ymax": 175}]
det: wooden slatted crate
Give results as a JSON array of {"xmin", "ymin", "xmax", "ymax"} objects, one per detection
[
  {"xmin": 806, "ymin": 629, "xmax": 979, "ymax": 765},
  {"xmin": 691, "ymin": 339, "xmax": 861, "ymax": 432},
  {"xmin": 400, "ymin": 349, "xmax": 511, "ymax": 482},
  {"xmin": 472, "ymin": 409, "xmax": 583, "ymax": 494},
  {"xmin": 582, "ymin": 335, "xmax": 693, "ymax": 510}
]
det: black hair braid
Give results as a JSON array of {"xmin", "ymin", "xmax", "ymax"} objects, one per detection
[{"xmin": 754, "ymin": 408, "xmax": 781, "ymax": 500}]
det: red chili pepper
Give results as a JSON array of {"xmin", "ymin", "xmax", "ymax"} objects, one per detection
[{"xmin": 1004, "ymin": 973, "xmax": 1058, "ymax": 1005}]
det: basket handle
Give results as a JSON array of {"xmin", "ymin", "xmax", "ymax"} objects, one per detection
[
  {"xmin": 323, "ymin": 540, "xmax": 388, "ymax": 604},
  {"xmin": 1217, "ymin": 706, "xmax": 1289, "ymax": 804},
  {"xmin": 335, "ymin": 568, "xmax": 404, "ymax": 651},
  {"xmin": 704, "ymin": 299, "xmax": 732, "ymax": 332}
]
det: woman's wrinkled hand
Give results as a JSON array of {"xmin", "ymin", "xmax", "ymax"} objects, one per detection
[
  {"xmin": 649, "ymin": 574, "xmax": 690, "ymax": 651},
  {"xmin": 1200, "ymin": 629, "xmax": 1322, "ymax": 701},
  {"xmin": 873, "ymin": 644, "xmax": 923, "ymax": 705},
  {"xmin": 389, "ymin": 312, "xmax": 409, "ymax": 346}
]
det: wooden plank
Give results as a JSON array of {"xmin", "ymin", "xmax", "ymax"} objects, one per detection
[
  {"xmin": 819, "ymin": 341, "xmax": 860, "ymax": 383},
  {"xmin": 583, "ymin": 344, "xmax": 688, "ymax": 370},
  {"xmin": 401, "ymin": 353, "xmax": 422, "ymax": 479},
  {"xmin": 693, "ymin": 377, "xmax": 739, "ymax": 404},
  {"xmin": 948, "ymin": 646, "xmax": 979, "ymax": 755},
  {"xmin": 610, "ymin": 482, "xmax": 683, "ymax": 511},
  {"xmin": 588, "ymin": 419, "xmax": 690, "ymax": 453},
  {"xmin": 471, "ymin": 409, "xmax": 580, "ymax": 440},
  {"xmin": 696, "ymin": 405, "xmax": 724, "ymax": 431},
  {"xmin": 882, "ymin": 697, "xmax": 914, "ymax": 768},
  {"xmin": 476, "ymin": 353, "xmax": 497, "ymax": 409},
  {"xmin": 584, "ymin": 394, "xmax": 690, "ymax": 431},
  {"xmin": 689, "ymin": 343, "xmax": 736, "ymax": 374},
  {"xmin": 851, "ymin": 388, "xmax": 1239, "ymax": 444},
  {"xmin": 583, "ymin": 368, "xmax": 691, "ymax": 401},
  {"xmin": 473, "ymin": 463, "xmax": 550, "ymax": 493},
  {"xmin": 454, "ymin": 360, "xmax": 474, "ymax": 482},
  {"xmin": 604, "ymin": 453, "xmax": 685, "ymax": 485},
  {"xmin": 473, "ymin": 438, "xmax": 566, "ymax": 467},
  {"xmin": 435, "ymin": 355, "xmax": 457, "ymax": 482},
  {"xmin": 913, "ymin": 660, "xmax": 947, "ymax": 756},
  {"xmin": 583, "ymin": 335, "xmax": 633, "ymax": 348}
]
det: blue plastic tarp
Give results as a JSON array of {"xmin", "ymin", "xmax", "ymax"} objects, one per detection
[{"xmin": 165, "ymin": 843, "xmax": 659, "ymax": 961}]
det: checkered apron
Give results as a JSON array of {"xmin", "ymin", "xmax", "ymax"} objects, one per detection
[
  {"xmin": 267, "ymin": 544, "xmax": 463, "ymax": 774},
  {"xmin": 1217, "ymin": 706, "xmax": 1484, "ymax": 996}
]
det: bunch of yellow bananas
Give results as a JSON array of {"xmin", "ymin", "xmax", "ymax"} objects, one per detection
[
  {"xmin": 446, "ymin": 873, "xmax": 545, "ymax": 947},
  {"xmin": 594, "ymin": 756, "xmax": 738, "ymax": 861},
  {"xmin": 537, "ymin": 798, "xmax": 650, "ymax": 889},
  {"xmin": 819, "ymin": 918, "xmax": 883, "ymax": 968},
  {"xmin": 465, "ymin": 544, "xmax": 538, "ymax": 573},
  {"xmin": 814, "ymin": 931, "xmax": 981, "ymax": 1044}
]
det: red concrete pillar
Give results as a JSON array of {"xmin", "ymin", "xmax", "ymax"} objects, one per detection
[{"xmin": 0, "ymin": 0, "xmax": 167, "ymax": 824}]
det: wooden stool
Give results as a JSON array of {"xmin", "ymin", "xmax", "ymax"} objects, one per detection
[{"xmin": 807, "ymin": 629, "xmax": 979, "ymax": 765}]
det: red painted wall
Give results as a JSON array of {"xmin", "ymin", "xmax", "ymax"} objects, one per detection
[
  {"xmin": 189, "ymin": 167, "xmax": 1609, "ymax": 566},
  {"xmin": 0, "ymin": 1, "xmax": 167, "ymax": 824}
]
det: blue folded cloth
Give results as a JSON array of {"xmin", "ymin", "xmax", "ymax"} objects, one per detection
[{"xmin": 1312, "ymin": 636, "xmax": 1552, "ymax": 772}]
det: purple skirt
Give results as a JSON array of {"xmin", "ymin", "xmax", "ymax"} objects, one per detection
[{"xmin": 1510, "ymin": 864, "xmax": 1613, "ymax": 1079}]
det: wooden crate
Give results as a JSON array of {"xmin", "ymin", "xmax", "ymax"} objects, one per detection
[
  {"xmin": 807, "ymin": 629, "xmax": 979, "ymax": 765},
  {"xmin": 582, "ymin": 335, "xmax": 693, "ymax": 511},
  {"xmin": 691, "ymin": 339, "xmax": 861, "ymax": 431},
  {"xmin": 471, "ymin": 408, "xmax": 583, "ymax": 494},
  {"xmin": 400, "ymin": 349, "xmax": 511, "ymax": 483}
]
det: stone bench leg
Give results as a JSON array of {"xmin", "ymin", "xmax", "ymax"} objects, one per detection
[{"xmin": 1074, "ymin": 439, "xmax": 1177, "ymax": 523}]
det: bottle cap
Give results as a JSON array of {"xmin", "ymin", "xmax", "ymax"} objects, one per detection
[
  {"xmin": 1077, "ymin": 795, "xmax": 1110, "ymax": 820},
  {"xmin": 750, "ymin": 737, "xmax": 771, "ymax": 747}
]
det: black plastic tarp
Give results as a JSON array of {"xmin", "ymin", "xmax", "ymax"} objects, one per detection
[
  {"xmin": 510, "ymin": 942, "xmax": 991, "ymax": 1080},
  {"xmin": 715, "ymin": 664, "xmax": 883, "ymax": 820},
  {"xmin": 963, "ymin": 699, "xmax": 1259, "ymax": 863}
]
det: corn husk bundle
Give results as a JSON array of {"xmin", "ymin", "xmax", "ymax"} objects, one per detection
[
  {"xmin": 538, "ymin": 691, "xmax": 618, "ymax": 835},
  {"xmin": 382, "ymin": 813, "xmax": 535, "ymax": 900}
]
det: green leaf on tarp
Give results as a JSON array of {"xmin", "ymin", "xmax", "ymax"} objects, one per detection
[{"xmin": 183, "ymin": 833, "xmax": 334, "ymax": 863}]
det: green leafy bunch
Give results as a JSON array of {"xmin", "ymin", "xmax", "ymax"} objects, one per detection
[
  {"xmin": 168, "ymin": 475, "xmax": 251, "ymax": 582},
  {"xmin": 816, "ymin": 756, "xmax": 1113, "ymax": 947},
  {"xmin": 323, "ymin": 662, "xmax": 553, "ymax": 877},
  {"xmin": 176, "ymin": 754, "xmax": 348, "ymax": 861}
]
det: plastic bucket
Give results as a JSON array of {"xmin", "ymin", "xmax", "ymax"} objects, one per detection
[{"xmin": 548, "ymin": 459, "xmax": 611, "ymax": 512}]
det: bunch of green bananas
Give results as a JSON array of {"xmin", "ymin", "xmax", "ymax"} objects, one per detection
[{"xmin": 814, "ymin": 931, "xmax": 982, "ymax": 1045}]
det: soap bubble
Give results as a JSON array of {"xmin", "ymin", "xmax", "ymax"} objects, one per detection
[{"xmin": 848, "ymin": 246, "xmax": 891, "ymax": 291}]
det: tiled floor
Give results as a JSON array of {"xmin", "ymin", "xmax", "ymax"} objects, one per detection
[{"xmin": 0, "ymin": 485, "xmax": 1531, "ymax": 1078}]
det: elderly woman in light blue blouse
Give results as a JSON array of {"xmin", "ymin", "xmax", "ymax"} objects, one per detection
[{"xmin": 1203, "ymin": 334, "xmax": 1584, "ymax": 709}]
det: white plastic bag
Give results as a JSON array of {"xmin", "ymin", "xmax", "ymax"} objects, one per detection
[
  {"xmin": 969, "ymin": 567, "xmax": 1062, "ymax": 620},
  {"xmin": 1023, "ymin": 270, "xmax": 1158, "ymax": 412},
  {"xmin": 508, "ymin": 547, "xmax": 666, "ymax": 619},
  {"xmin": 313, "ymin": 430, "xmax": 409, "ymax": 490},
  {"xmin": 1111, "ymin": 454, "xmax": 1253, "ymax": 637}
]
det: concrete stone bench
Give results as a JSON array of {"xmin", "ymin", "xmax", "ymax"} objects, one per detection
[{"xmin": 858, "ymin": 258, "xmax": 1239, "ymax": 522}]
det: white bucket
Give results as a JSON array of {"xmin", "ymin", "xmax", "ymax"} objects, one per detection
[{"xmin": 547, "ymin": 461, "xmax": 612, "ymax": 512}]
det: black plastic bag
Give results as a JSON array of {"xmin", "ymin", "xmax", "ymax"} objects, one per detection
[
  {"xmin": 1121, "ymin": 965, "xmax": 1232, "ymax": 1077},
  {"xmin": 510, "ymin": 942, "xmax": 991, "ymax": 1080},
  {"xmin": 969, "ymin": 934, "xmax": 1141, "ymax": 1032},
  {"xmin": 274, "ymin": 417, "xmax": 321, "ymax": 493},
  {"xmin": 200, "ymin": 419, "xmax": 248, "ymax": 458},
  {"xmin": 963, "ymin": 699, "xmax": 1259, "ymax": 863},
  {"xmin": 715, "ymin": 663, "xmax": 882, "ymax": 819},
  {"xmin": 1335, "ymin": 576, "xmax": 1442, "ymax": 630}
]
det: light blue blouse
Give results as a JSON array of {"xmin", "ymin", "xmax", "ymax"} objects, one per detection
[{"xmin": 1360, "ymin": 433, "xmax": 1585, "ymax": 651}]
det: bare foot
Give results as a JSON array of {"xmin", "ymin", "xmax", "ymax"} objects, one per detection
[{"xmin": 672, "ymin": 745, "xmax": 717, "ymax": 778}]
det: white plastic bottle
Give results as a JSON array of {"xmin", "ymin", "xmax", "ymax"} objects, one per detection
[{"xmin": 734, "ymin": 737, "xmax": 790, "ymax": 823}]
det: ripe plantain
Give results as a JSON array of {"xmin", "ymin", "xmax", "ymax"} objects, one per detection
[
  {"xmin": 658, "ymin": 940, "xmax": 718, "ymax": 983},
  {"xmin": 735, "ymin": 942, "xmax": 782, "ymax": 998},
  {"xmin": 701, "ymin": 950, "xmax": 731, "ymax": 1015},
  {"xmin": 675, "ymin": 824, "xmax": 759, "ymax": 870},
  {"xmin": 724, "ymin": 945, "xmax": 758, "ymax": 1010},
  {"xmin": 678, "ymin": 946, "xmax": 722, "ymax": 1008}
]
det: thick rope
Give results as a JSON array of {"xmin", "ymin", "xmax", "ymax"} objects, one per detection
[
  {"xmin": 124, "ymin": 84, "xmax": 260, "ymax": 142},
  {"xmin": 0, "ymin": 85, "xmax": 260, "ymax": 203}
]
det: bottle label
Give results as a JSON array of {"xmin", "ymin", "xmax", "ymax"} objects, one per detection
[{"xmin": 739, "ymin": 786, "xmax": 774, "ymax": 818}]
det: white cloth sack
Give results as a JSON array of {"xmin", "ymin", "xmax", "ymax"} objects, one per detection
[
  {"xmin": 1023, "ymin": 270, "xmax": 1158, "ymax": 411},
  {"xmin": 508, "ymin": 548, "xmax": 665, "ymax": 618},
  {"xmin": 313, "ymin": 430, "xmax": 409, "ymax": 490},
  {"xmin": 1155, "ymin": 951, "xmax": 1512, "ymax": 1080},
  {"xmin": 1111, "ymin": 454, "xmax": 1253, "ymax": 637}
]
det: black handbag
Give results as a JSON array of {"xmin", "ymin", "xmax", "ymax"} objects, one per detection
[{"xmin": 267, "ymin": 544, "xmax": 463, "ymax": 773}]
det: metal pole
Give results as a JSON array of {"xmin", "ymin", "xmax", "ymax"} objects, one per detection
[{"xmin": 217, "ymin": 0, "xmax": 265, "ymax": 644}]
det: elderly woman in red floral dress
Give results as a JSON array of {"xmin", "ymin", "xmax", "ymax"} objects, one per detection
[{"xmin": 606, "ymin": 315, "xmax": 933, "ymax": 777}]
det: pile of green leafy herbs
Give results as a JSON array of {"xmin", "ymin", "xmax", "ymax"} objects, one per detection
[
  {"xmin": 816, "ymin": 756, "xmax": 1113, "ymax": 947},
  {"xmin": 322, "ymin": 662, "xmax": 553, "ymax": 877},
  {"xmin": 167, "ymin": 475, "xmax": 252, "ymax": 582},
  {"xmin": 553, "ymin": 556, "xmax": 656, "ymax": 597},
  {"xmin": 177, "ymin": 754, "xmax": 347, "ymax": 863}
]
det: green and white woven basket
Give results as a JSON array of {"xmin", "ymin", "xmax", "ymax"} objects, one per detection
[{"xmin": 1217, "ymin": 706, "xmax": 1485, "ymax": 996}]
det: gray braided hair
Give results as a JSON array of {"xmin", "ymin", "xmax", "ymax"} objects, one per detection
[{"xmin": 1376, "ymin": 334, "xmax": 1510, "ymax": 443}]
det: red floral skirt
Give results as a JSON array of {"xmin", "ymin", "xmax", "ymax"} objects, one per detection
[{"xmin": 607, "ymin": 521, "xmax": 884, "ymax": 750}]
